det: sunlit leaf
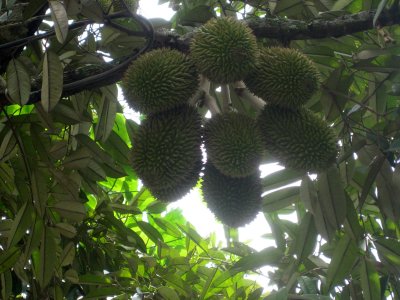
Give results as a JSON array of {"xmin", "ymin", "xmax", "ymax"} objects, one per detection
[
  {"xmin": 158, "ymin": 286, "xmax": 180, "ymax": 300},
  {"xmin": 359, "ymin": 256, "xmax": 381, "ymax": 300}
]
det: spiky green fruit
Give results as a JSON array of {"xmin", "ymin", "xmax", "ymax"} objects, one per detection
[
  {"xmin": 149, "ymin": 159, "xmax": 202, "ymax": 202},
  {"xmin": 202, "ymin": 162, "xmax": 261, "ymax": 228},
  {"xmin": 122, "ymin": 49, "xmax": 199, "ymax": 115},
  {"xmin": 204, "ymin": 112, "xmax": 263, "ymax": 178},
  {"xmin": 131, "ymin": 106, "xmax": 202, "ymax": 190},
  {"xmin": 257, "ymin": 105, "xmax": 337, "ymax": 172},
  {"xmin": 245, "ymin": 47, "xmax": 320, "ymax": 109},
  {"xmin": 190, "ymin": 17, "xmax": 258, "ymax": 84}
]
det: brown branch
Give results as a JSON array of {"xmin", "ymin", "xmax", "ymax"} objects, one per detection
[
  {"xmin": 247, "ymin": 9, "xmax": 400, "ymax": 40},
  {"xmin": 1, "ymin": 8, "xmax": 400, "ymax": 107}
]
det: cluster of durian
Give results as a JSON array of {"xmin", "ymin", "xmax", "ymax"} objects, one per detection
[{"xmin": 122, "ymin": 17, "xmax": 338, "ymax": 228}]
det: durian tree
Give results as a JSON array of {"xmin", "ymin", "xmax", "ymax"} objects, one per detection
[{"xmin": 1, "ymin": 0, "xmax": 400, "ymax": 299}]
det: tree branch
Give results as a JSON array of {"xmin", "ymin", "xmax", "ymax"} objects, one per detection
[
  {"xmin": 247, "ymin": 9, "xmax": 400, "ymax": 40},
  {"xmin": 1, "ymin": 8, "xmax": 400, "ymax": 107}
]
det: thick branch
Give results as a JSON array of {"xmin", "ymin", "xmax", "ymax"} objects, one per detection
[{"xmin": 247, "ymin": 9, "xmax": 400, "ymax": 40}]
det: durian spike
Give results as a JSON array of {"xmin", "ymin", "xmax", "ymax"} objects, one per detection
[
  {"xmin": 220, "ymin": 84, "xmax": 232, "ymax": 112},
  {"xmin": 234, "ymin": 81, "xmax": 266, "ymax": 110}
]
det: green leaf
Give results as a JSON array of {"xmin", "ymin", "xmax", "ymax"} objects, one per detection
[
  {"xmin": 199, "ymin": 268, "xmax": 217, "ymax": 300},
  {"xmin": 158, "ymin": 286, "xmax": 180, "ymax": 300},
  {"xmin": 375, "ymin": 238, "xmax": 400, "ymax": 266},
  {"xmin": 54, "ymin": 222, "xmax": 77, "ymax": 238},
  {"xmin": 49, "ymin": 1, "xmax": 69, "ymax": 43},
  {"xmin": 79, "ymin": 274, "xmax": 112, "ymax": 285},
  {"xmin": 262, "ymin": 168, "xmax": 303, "ymax": 192},
  {"xmin": 262, "ymin": 186, "xmax": 299, "ymax": 212},
  {"xmin": 292, "ymin": 212, "xmax": 317, "ymax": 261},
  {"xmin": 317, "ymin": 167, "xmax": 347, "ymax": 230},
  {"xmin": 31, "ymin": 169, "xmax": 48, "ymax": 217},
  {"xmin": 359, "ymin": 257, "xmax": 381, "ymax": 300},
  {"xmin": 59, "ymin": 242, "xmax": 75, "ymax": 267},
  {"xmin": 50, "ymin": 201, "xmax": 86, "ymax": 222},
  {"xmin": 137, "ymin": 220, "xmax": 164, "ymax": 243},
  {"xmin": 41, "ymin": 51, "xmax": 63, "ymax": 112},
  {"xmin": 0, "ymin": 271, "xmax": 12, "ymax": 300},
  {"xmin": 326, "ymin": 235, "xmax": 359, "ymax": 291},
  {"xmin": 62, "ymin": 148, "xmax": 92, "ymax": 169},
  {"xmin": 0, "ymin": 130, "xmax": 17, "ymax": 162},
  {"xmin": 21, "ymin": 216, "xmax": 43, "ymax": 265},
  {"xmin": 100, "ymin": 130, "xmax": 131, "ymax": 165},
  {"xmin": 95, "ymin": 85, "xmax": 118, "ymax": 142},
  {"xmin": 7, "ymin": 202, "xmax": 35, "ymax": 248},
  {"xmin": 64, "ymin": 268, "xmax": 79, "ymax": 283},
  {"xmin": 0, "ymin": 246, "xmax": 21, "ymax": 273},
  {"xmin": 83, "ymin": 287, "xmax": 122, "ymax": 299},
  {"xmin": 6, "ymin": 59, "xmax": 31, "ymax": 105},
  {"xmin": 232, "ymin": 247, "xmax": 282, "ymax": 273},
  {"xmin": 37, "ymin": 227, "xmax": 58, "ymax": 288}
]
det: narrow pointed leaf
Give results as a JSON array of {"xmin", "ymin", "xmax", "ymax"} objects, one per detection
[
  {"xmin": 49, "ymin": 1, "xmax": 69, "ymax": 43},
  {"xmin": 38, "ymin": 227, "xmax": 58, "ymax": 288},
  {"xmin": 137, "ymin": 220, "xmax": 164, "ymax": 243},
  {"xmin": 0, "ymin": 246, "xmax": 21, "ymax": 273},
  {"xmin": 6, "ymin": 59, "xmax": 31, "ymax": 105},
  {"xmin": 317, "ymin": 167, "xmax": 346, "ymax": 230},
  {"xmin": 375, "ymin": 238, "xmax": 400, "ymax": 266},
  {"xmin": 326, "ymin": 235, "xmax": 359, "ymax": 291},
  {"xmin": 7, "ymin": 202, "xmax": 35, "ymax": 248},
  {"xmin": 292, "ymin": 212, "xmax": 317, "ymax": 261},
  {"xmin": 41, "ymin": 51, "xmax": 63, "ymax": 112},
  {"xmin": 263, "ymin": 186, "xmax": 299, "ymax": 212},
  {"xmin": 50, "ymin": 201, "xmax": 86, "ymax": 222},
  {"xmin": 94, "ymin": 91, "xmax": 117, "ymax": 142},
  {"xmin": 59, "ymin": 242, "xmax": 75, "ymax": 267},
  {"xmin": 158, "ymin": 286, "xmax": 180, "ymax": 300},
  {"xmin": 359, "ymin": 257, "xmax": 380, "ymax": 300}
]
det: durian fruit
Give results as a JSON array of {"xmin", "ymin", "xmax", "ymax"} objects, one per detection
[
  {"xmin": 190, "ymin": 17, "xmax": 258, "ymax": 84},
  {"xmin": 149, "ymin": 159, "xmax": 202, "ymax": 202},
  {"xmin": 202, "ymin": 162, "xmax": 262, "ymax": 228},
  {"xmin": 204, "ymin": 112, "xmax": 263, "ymax": 178},
  {"xmin": 245, "ymin": 47, "xmax": 320, "ymax": 109},
  {"xmin": 257, "ymin": 105, "xmax": 337, "ymax": 172},
  {"xmin": 122, "ymin": 49, "xmax": 199, "ymax": 115},
  {"xmin": 131, "ymin": 105, "xmax": 202, "ymax": 191}
]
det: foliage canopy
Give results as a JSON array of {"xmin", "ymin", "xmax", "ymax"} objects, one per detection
[{"xmin": 1, "ymin": 0, "xmax": 400, "ymax": 299}]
